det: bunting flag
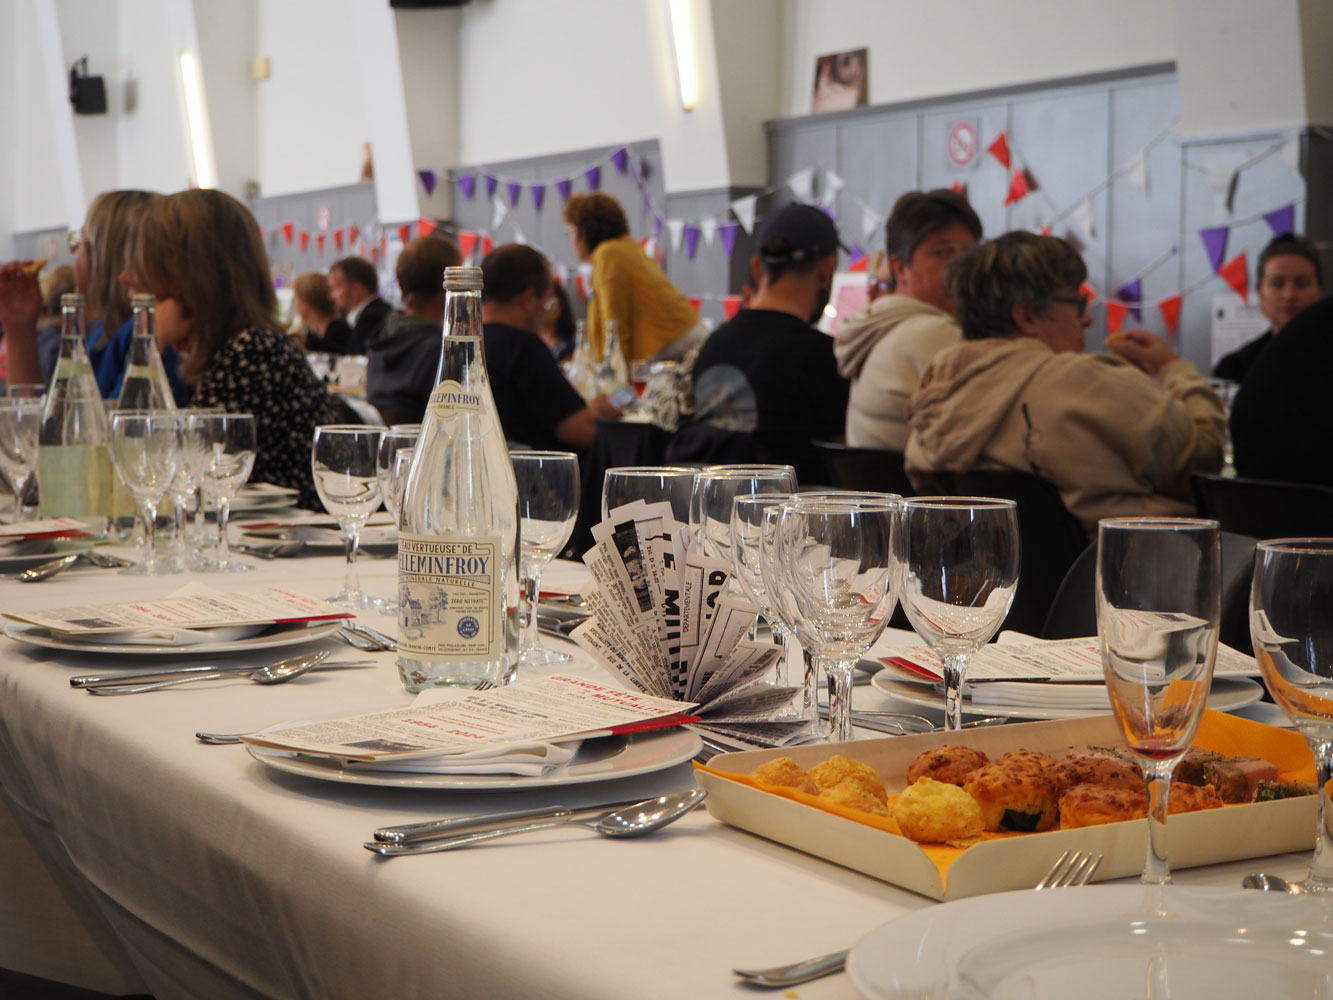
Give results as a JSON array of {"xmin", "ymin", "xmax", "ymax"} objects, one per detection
[
  {"xmin": 369, "ymin": 246, "xmax": 378, "ymax": 263},
  {"xmin": 584, "ymin": 165, "xmax": 601, "ymax": 191},
  {"xmin": 683, "ymin": 224, "xmax": 701, "ymax": 259},
  {"xmin": 730, "ymin": 194, "xmax": 758, "ymax": 234},
  {"xmin": 482, "ymin": 234, "xmax": 494, "ymax": 256},
  {"xmin": 950, "ymin": 179, "xmax": 968, "ymax": 197},
  {"xmin": 316, "ymin": 234, "xmax": 325, "ymax": 255},
  {"xmin": 847, "ymin": 244, "xmax": 868, "ymax": 272},
  {"xmin": 417, "ymin": 218, "xmax": 437, "ymax": 238},
  {"xmin": 1218, "ymin": 252, "xmax": 1249, "ymax": 301},
  {"xmin": 1003, "ymin": 168, "xmax": 1030, "ymax": 206},
  {"xmin": 1105, "ymin": 301, "xmax": 1128, "ymax": 333},
  {"xmin": 333, "ymin": 229, "xmax": 344, "ymax": 252},
  {"xmin": 823, "ymin": 169, "xmax": 845, "ymax": 204},
  {"xmin": 987, "ymin": 132, "xmax": 1011, "ymax": 168},
  {"xmin": 458, "ymin": 230, "xmax": 478, "ymax": 260},
  {"xmin": 1263, "ymin": 203, "xmax": 1295, "ymax": 236},
  {"xmin": 611, "ymin": 147, "xmax": 629, "ymax": 174},
  {"xmin": 722, "ymin": 295, "xmax": 742, "ymax": 320},
  {"xmin": 861, "ymin": 204, "xmax": 881, "ymax": 242},
  {"xmin": 507, "ymin": 180, "xmax": 522, "ymax": 208},
  {"xmin": 1208, "ymin": 169, "xmax": 1238, "ymax": 215},
  {"xmin": 718, "ymin": 221, "xmax": 739, "ymax": 258},
  {"xmin": 457, "ymin": 174, "xmax": 475, "ymax": 200},
  {"xmin": 688, "ymin": 296, "xmax": 702, "ymax": 313},
  {"xmin": 1039, "ymin": 224, "xmax": 1052, "ymax": 236},
  {"xmin": 282, "ymin": 221, "xmax": 294, "ymax": 244},
  {"xmin": 513, "ymin": 226, "xmax": 527, "ymax": 245},
  {"xmin": 1278, "ymin": 133, "xmax": 1301, "ymax": 177},
  {"xmin": 1080, "ymin": 282, "xmax": 1098, "ymax": 305},
  {"xmin": 484, "ymin": 173, "xmax": 498, "ymax": 199},
  {"xmin": 1158, "ymin": 294, "xmax": 1182, "ymax": 337},
  {"xmin": 1071, "ymin": 198, "xmax": 1095, "ymax": 240},
  {"xmin": 491, "ymin": 195, "xmax": 508, "ymax": 231},
  {"xmin": 348, "ymin": 224, "xmax": 360, "ymax": 244},
  {"xmin": 299, "ymin": 230, "xmax": 309, "ymax": 251},
  {"xmin": 379, "ymin": 235, "xmax": 387, "ymax": 258},
  {"xmin": 786, "ymin": 167, "xmax": 815, "ymax": 202},
  {"xmin": 666, "ymin": 218, "xmax": 685, "ymax": 253},
  {"xmin": 556, "ymin": 178, "xmax": 572, "ymax": 202},
  {"xmin": 700, "ymin": 216, "xmax": 718, "ymax": 247},
  {"xmin": 1125, "ymin": 151, "xmax": 1149, "ymax": 194},
  {"xmin": 397, "ymin": 224, "xmax": 411, "ymax": 246},
  {"xmin": 574, "ymin": 273, "xmax": 587, "ymax": 302},
  {"xmin": 418, "ymin": 169, "xmax": 438, "ymax": 196},
  {"xmin": 1116, "ymin": 278, "xmax": 1142, "ymax": 322},
  {"xmin": 1200, "ymin": 226, "xmax": 1229, "ymax": 274},
  {"xmin": 531, "ymin": 184, "xmax": 546, "ymax": 211}
]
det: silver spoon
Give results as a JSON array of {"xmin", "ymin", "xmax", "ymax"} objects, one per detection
[
  {"xmin": 18, "ymin": 550, "xmax": 134, "ymax": 582},
  {"xmin": 1241, "ymin": 872, "xmax": 1308, "ymax": 894},
  {"xmin": 363, "ymin": 788, "xmax": 707, "ymax": 855},
  {"xmin": 84, "ymin": 651, "xmax": 360, "ymax": 695}
]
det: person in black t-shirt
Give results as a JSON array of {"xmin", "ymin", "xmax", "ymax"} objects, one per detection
[
  {"xmin": 480, "ymin": 244, "xmax": 620, "ymax": 451},
  {"xmin": 682, "ymin": 203, "xmax": 850, "ymax": 483}
]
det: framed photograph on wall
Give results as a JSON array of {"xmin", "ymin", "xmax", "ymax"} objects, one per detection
[{"xmin": 812, "ymin": 49, "xmax": 868, "ymax": 114}]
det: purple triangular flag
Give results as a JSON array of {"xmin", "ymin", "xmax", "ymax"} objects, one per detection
[
  {"xmin": 556, "ymin": 178, "xmax": 572, "ymax": 201},
  {"xmin": 718, "ymin": 221, "xmax": 739, "ymax": 258},
  {"xmin": 683, "ymin": 224, "xmax": 701, "ymax": 260},
  {"xmin": 611, "ymin": 147, "xmax": 629, "ymax": 174},
  {"xmin": 1200, "ymin": 226, "xmax": 1229, "ymax": 274},
  {"xmin": 418, "ymin": 169, "xmax": 437, "ymax": 196},
  {"xmin": 849, "ymin": 243, "xmax": 866, "ymax": 267},
  {"xmin": 638, "ymin": 158, "xmax": 652, "ymax": 182},
  {"xmin": 1263, "ymin": 203, "xmax": 1295, "ymax": 237},
  {"xmin": 1116, "ymin": 278, "xmax": 1142, "ymax": 322},
  {"xmin": 457, "ymin": 174, "xmax": 475, "ymax": 200},
  {"xmin": 507, "ymin": 180, "xmax": 522, "ymax": 208},
  {"xmin": 531, "ymin": 184, "xmax": 545, "ymax": 211},
  {"xmin": 585, "ymin": 165, "xmax": 601, "ymax": 191},
  {"xmin": 484, "ymin": 172, "xmax": 498, "ymax": 199}
]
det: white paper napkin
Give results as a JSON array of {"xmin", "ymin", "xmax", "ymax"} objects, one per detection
[
  {"xmin": 965, "ymin": 681, "xmax": 1110, "ymax": 709},
  {"xmin": 54, "ymin": 624, "xmax": 268, "ymax": 646},
  {"xmin": 344, "ymin": 740, "xmax": 582, "ymax": 776}
]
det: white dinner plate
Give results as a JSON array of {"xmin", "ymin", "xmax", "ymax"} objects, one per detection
[
  {"xmin": 2, "ymin": 619, "xmax": 342, "ymax": 656},
  {"xmin": 246, "ymin": 728, "xmax": 703, "ymax": 791},
  {"xmin": 241, "ymin": 523, "xmax": 397, "ymax": 553},
  {"xmin": 870, "ymin": 671, "xmax": 1264, "ymax": 720},
  {"xmin": 0, "ymin": 537, "xmax": 95, "ymax": 571},
  {"xmin": 847, "ymin": 885, "xmax": 1333, "ymax": 999}
]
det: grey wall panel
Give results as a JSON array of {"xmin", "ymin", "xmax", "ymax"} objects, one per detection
[
  {"xmin": 920, "ymin": 103, "xmax": 1010, "ymax": 241},
  {"xmin": 836, "ymin": 114, "xmax": 917, "ymax": 255},
  {"xmin": 249, "ymin": 181, "xmax": 379, "ymax": 293}
]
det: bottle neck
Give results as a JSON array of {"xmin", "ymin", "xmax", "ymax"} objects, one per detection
[
  {"xmin": 59, "ymin": 308, "xmax": 87, "ymax": 357},
  {"xmin": 131, "ymin": 306, "xmax": 155, "ymax": 343},
  {"xmin": 442, "ymin": 288, "xmax": 483, "ymax": 341}
]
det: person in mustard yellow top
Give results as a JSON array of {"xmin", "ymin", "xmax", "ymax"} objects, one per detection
[{"xmin": 563, "ymin": 192, "xmax": 708, "ymax": 364}]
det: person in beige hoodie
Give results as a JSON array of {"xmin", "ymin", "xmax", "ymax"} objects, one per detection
[
  {"xmin": 834, "ymin": 189, "xmax": 982, "ymax": 450},
  {"xmin": 906, "ymin": 232, "xmax": 1225, "ymax": 537}
]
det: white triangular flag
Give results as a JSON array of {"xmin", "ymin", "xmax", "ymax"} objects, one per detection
[
  {"xmin": 786, "ymin": 167, "xmax": 815, "ymax": 202},
  {"xmin": 823, "ymin": 169, "xmax": 845, "ymax": 204},
  {"xmin": 641, "ymin": 237, "xmax": 656, "ymax": 259},
  {"xmin": 861, "ymin": 204, "xmax": 881, "ymax": 243},
  {"xmin": 1279, "ymin": 132, "xmax": 1302, "ymax": 178},
  {"xmin": 1207, "ymin": 169, "xmax": 1238, "ymax": 215},
  {"xmin": 700, "ymin": 216, "xmax": 718, "ymax": 247},
  {"xmin": 491, "ymin": 195, "xmax": 508, "ymax": 231},
  {"xmin": 578, "ymin": 262, "xmax": 594, "ymax": 297},
  {"xmin": 1072, "ymin": 198, "xmax": 1096, "ymax": 240},
  {"xmin": 553, "ymin": 262, "xmax": 569, "ymax": 286},
  {"xmin": 730, "ymin": 194, "xmax": 758, "ymax": 234},
  {"xmin": 666, "ymin": 218, "xmax": 686, "ymax": 253},
  {"xmin": 513, "ymin": 226, "xmax": 527, "ymax": 245},
  {"xmin": 1125, "ymin": 150, "xmax": 1149, "ymax": 194}
]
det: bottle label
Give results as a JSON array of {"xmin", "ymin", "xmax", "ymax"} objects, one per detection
[
  {"xmin": 397, "ymin": 533, "xmax": 503, "ymax": 659},
  {"xmin": 426, "ymin": 379, "xmax": 484, "ymax": 421}
]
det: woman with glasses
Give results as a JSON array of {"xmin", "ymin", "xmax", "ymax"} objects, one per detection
[{"xmin": 905, "ymin": 231, "xmax": 1226, "ymax": 537}]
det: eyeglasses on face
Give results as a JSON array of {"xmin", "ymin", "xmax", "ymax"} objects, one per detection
[
  {"xmin": 1049, "ymin": 293, "xmax": 1089, "ymax": 317},
  {"xmin": 67, "ymin": 229, "xmax": 86, "ymax": 254}
]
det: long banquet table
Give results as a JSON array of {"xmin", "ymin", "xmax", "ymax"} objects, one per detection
[{"xmin": 0, "ymin": 543, "xmax": 1314, "ymax": 999}]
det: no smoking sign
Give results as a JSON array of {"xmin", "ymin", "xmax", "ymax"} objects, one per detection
[{"xmin": 949, "ymin": 121, "xmax": 977, "ymax": 166}]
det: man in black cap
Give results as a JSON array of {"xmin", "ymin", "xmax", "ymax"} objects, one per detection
[{"xmin": 674, "ymin": 203, "xmax": 849, "ymax": 482}]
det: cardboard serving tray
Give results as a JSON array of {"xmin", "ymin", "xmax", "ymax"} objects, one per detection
[{"xmin": 696, "ymin": 713, "xmax": 1317, "ymax": 901}]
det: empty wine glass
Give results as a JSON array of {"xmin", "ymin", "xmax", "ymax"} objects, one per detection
[
  {"xmin": 1098, "ymin": 518, "xmax": 1220, "ymax": 885},
  {"xmin": 1249, "ymin": 537, "xmax": 1333, "ymax": 893},
  {"xmin": 193, "ymin": 412, "xmax": 256, "ymax": 573},
  {"xmin": 896, "ymin": 497, "xmax": 1020, "ymax": 731},
  {"xmin": 689, "ymin": 465, "xmax": 796, "ymax": 562},
  {"xmin": 374, "ymin": 426, "xmax": 419, "ymax": 612},
  {"xmin": 731, "ymin": 492, "xmax": 802, "ymax": 712},
  {"xmin": 776, "ymin": 496, "xmax": 898, "ymax": 742},
  {"xmin": 512, "ymin": 450, "xmax": 580, "ymax": 668},
  {"xmin": 0, "ymin": 397, "xmax": 43, "ymax": 521},
  {"xmin": 109, "ymin": 410, "xmax": 180, "ymax": 575},
  {"xmin": 758, "ymin": 501, "xmax": 817, "ymax": 719},
  {"xmin": 312, "ymin": 424, "xmax": 383, "ymax": 609},
  {"xmin": 602, "ymin": 466, "xmax": 696, "ymax": 523}
]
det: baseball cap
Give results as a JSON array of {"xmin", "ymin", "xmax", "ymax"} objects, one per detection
[{"xmin": 756, "ymin": 203, "xmax": 847, "ymax": 264}]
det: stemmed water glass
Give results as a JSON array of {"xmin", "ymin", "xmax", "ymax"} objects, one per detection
[
  {"xmin": 0, "ymin": 397, "xmax": 43, "ymax": 521},
  {"xmin": 194, "ymin": 412, "xmax": 257, "ymax": 573},
  {"xmin": 1097, "ymin": 517, "xmax": 1220, "ymax": 885},
  {"xmin": 312, "ymin": 425, "xmax": 383, "ymax": 609},
  {"xmin": 689, "ymin": 465, "xmax": 796, "ymax": 562},
  {"xmin": 774, "ymin": 495, "xmax": 898, "ymax": 742},
  {"xmin": 109, "ymin": 410, "xmax": 180, "ymax": 575},
  {"xmin": 602, "ymin": 466, "xmax": 696, "ymax": 523},
  {"xmin": 1249, "ymin": 537, "xmax": 1333, "ymax": 893},
  {"xmin": 375, "ymin": 426, "xmax": 420, "ymax": 612},
  {"xmin": 896, "ymin": 497, "xmax": 1020, "ymax": 732},
  {"xmin": 512, "ymin": 451, "xmax": 580, "ymax": 668}
]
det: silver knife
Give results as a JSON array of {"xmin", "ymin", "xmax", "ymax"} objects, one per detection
[
  {"xmin": 71, "ymin": 658, "xmax": 373, "ymax": 688},
  {"xmin": 373, "ymin": 796, "xmax": 652, "ymax": 844}
]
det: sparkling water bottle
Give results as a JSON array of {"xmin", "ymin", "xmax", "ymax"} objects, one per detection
[{"xmin": 116, "ymin": 294, "xmax": 176, "ymax": 410}]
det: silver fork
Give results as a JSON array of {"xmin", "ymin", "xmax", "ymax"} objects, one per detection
[{"xmin": 732, "ymin": 849, "xmax": 1103, "ymax": 989}]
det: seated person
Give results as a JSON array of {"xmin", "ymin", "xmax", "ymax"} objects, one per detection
[
  {"xmin": 835, "ymin": 189, "xmax": 981, "ymax": 451},
  {"xmin": 680, "ymin": 203, "xmax": 850, "ymax": 483},
  {"xmin": 1212, "ymin": 233, "xmax": 1323, "ymax": 383},
  {"xmin": 480, "ymin": 244, "xmax": 619, "ymax": 450},
  {"xmin": 328, "ymin": 256, "xmax": 391, "ymax": 352},
  {"xmin": 293, "ymin": 271, "xmax": 357, "ymax": 355},
  {"xmin": 366, "ymin": 234, "xmax": 463, "ymax": 426},
  {"xmin": 906, "ymin": 232, "xmax": 1225, "ymax": 536},
  {"xmin": 1229, "ymin": 294, "xmax": 1333, "ymax": 485},
  {"xmin": 538, "ymin": 280, "xmax": 576, "ymax": 363}
]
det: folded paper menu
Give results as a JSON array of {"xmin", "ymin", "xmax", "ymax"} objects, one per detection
[
  {"xmin": 241, "ymin": 674, "xmax": 698, "ymax": 762},
  {"xmin": 345, "ymin": 740, "xmax": 581, "ymax": 776},
  {"xmin": 3, "ymin": 585, "xmax": 353, "ymax": 634},
  {"xmin": 0, "ymin": 517, "xmax": 93, "ymax": 540}
]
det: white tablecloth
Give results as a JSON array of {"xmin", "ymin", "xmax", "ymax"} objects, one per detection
[{"xmin": 0, "ymin": 546, "xmax": 1312, "ymax": 999}]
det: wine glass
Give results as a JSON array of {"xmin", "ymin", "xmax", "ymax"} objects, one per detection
[
  {"xmin": 731, "ymin": 492, "xmax": 802, "ymax": 708},
  {"xmin": 896, "ymin": 497, "xmax": 1020, "ymax": 731},
  {"xmin": 109, "ymin": 410, "xmax": 180, "ymax": 575},
  {"xmin": 511, "ymin": 451, "xmax": 580, "ymax": 668},
  {"xmin": 601, "ymin": 466, "xmax": 696, "ymax": 524},
  {"xmin": 0, "ymin": 397, "xmax": 43, "ymax": 521},
  {"xmin": 1097, "ymin": 517, "xmax": 1220, "ymax": 886},
  {"xmin": 689, "ymin": 465, "xmax": 796, "ymax": 562},
  {"xmin": 312, "ymin": 425, "xmax": 383, "ymax": 609},
  {"xmin": 776, "ymin": 495, "xmax": 898, "ymax": 742},
  {"xmin": 375, "ymin": 426, "xmax": 420, "ymax": 612},
  {"xmin": 1249, "ymin": 538, "xmax": 1333, "ymax": 893},
  {"xmin": 193, "ymin": 412, "xmax": 256, "ymax": 573}
]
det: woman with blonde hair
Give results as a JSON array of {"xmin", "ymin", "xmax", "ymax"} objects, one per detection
[{"xmin": 130, "ymin": 188, "xmax": 340, "ymax": 508}]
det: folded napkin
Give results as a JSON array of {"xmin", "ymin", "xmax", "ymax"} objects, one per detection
[
  {"xmin": 965, "ymin": 681, "xmax": 1110, "ymax": 710},
  {"xmin": 344, "ymin": 740, "xmax": 583, "ymax": 777},
  {"xmin": 55, "ymin": 624, "xmax": 267, "ymax": 646}
]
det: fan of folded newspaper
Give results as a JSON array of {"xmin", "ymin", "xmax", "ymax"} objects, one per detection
[{"xmin": 571, "ymin": 500, "xmax": 813, "ymax": 747}]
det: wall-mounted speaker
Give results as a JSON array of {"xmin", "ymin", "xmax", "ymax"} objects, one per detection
[{"xmin": 70, "ymin": 57, "xmax": 107, "ymax": 115}]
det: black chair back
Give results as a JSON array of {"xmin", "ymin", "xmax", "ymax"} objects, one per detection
[
  {"xmin": 1192, "ymin": 473, "xmax": 1333, "ymax": 540},
  {"xmin": 811, "ymin": 441, "xmax": 915, "ymax": 496}
]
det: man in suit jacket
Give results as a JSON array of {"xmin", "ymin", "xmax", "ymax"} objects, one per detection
[{"xmin": 328, "ymin": 256, "xmax": 390, "ymax": 351}]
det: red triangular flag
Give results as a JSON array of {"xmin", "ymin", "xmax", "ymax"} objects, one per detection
[
  {"xmin": 722, "ymin": 295, "xmax": 742, "ymax": 320},
  {"xmin": 379, "ymin": 235, "xmax": 388, "ymax": 257},
  {"xmin": 482, "ymin": 235, "xmax": 494, "ymax": 257},
  {"xmin": 848, "ymin": 255, "xmax": 868, "ymax": 273},
  {"xmin": 397, "ymin": 224, "xmax": 411, "ymax": 246},
  {"xmin": 987, "ymin": 132, "xmax": 1011, "ymax": 168},
  {"xmin": 1080, "ymin": 282, "xmax": 1098, "ymax": 305},
  {"xmin": 1106, "ymin": 301, "xmax": 1128, "ymax": 333},
  {"xmin": 299, "ymin": 230, "xmax": 309, "ymax": 251},
  {"xmin": 1039, "ymin": 224, "xmax": 1051, "ymax": 236},
  {"xmin": 574, "ymin": 274, "xmax": 587, "ymax": 302},
  {"xmin": 333, "ymin": 228, "xmax": 344, "ymax": 251},
  {"xmin": 688, "ymin": 296, "xmax": 702, "ymax": 313},
  {"xmin": 370, "ymin": 246, "xmax": 378, "ymax": 263},
  {"xmin": 417, "ymin": 218, "xmax": 437, "ymax": 238},
  {"xmin": 282, "ymin": 221, "xmax": 294, "ymax": 245},
  {"xmin": 316, "ymin": 234, "xmax": 325, "ymax": 255},
  {"xmin": 950, "ymin": 179, "xmax": 968, "ymax": 197},
  {"xmin": 1158, "ymin": 294, "xmax": 1182, "ymax": 337},
  {"xmin": 348, "ymin": 224, "xmax": 360, "ymax": 244},
  {"xmin": 458, "ymin": 230, "xmax": 478, "ymax": 260},
  {"xmin": 1003, "ymin": 168, "xmax": 1030, "ymax": 206},
  {"xmin": 1218, "ymin": 252, "xmax": 1249, "ymax": 302}
]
